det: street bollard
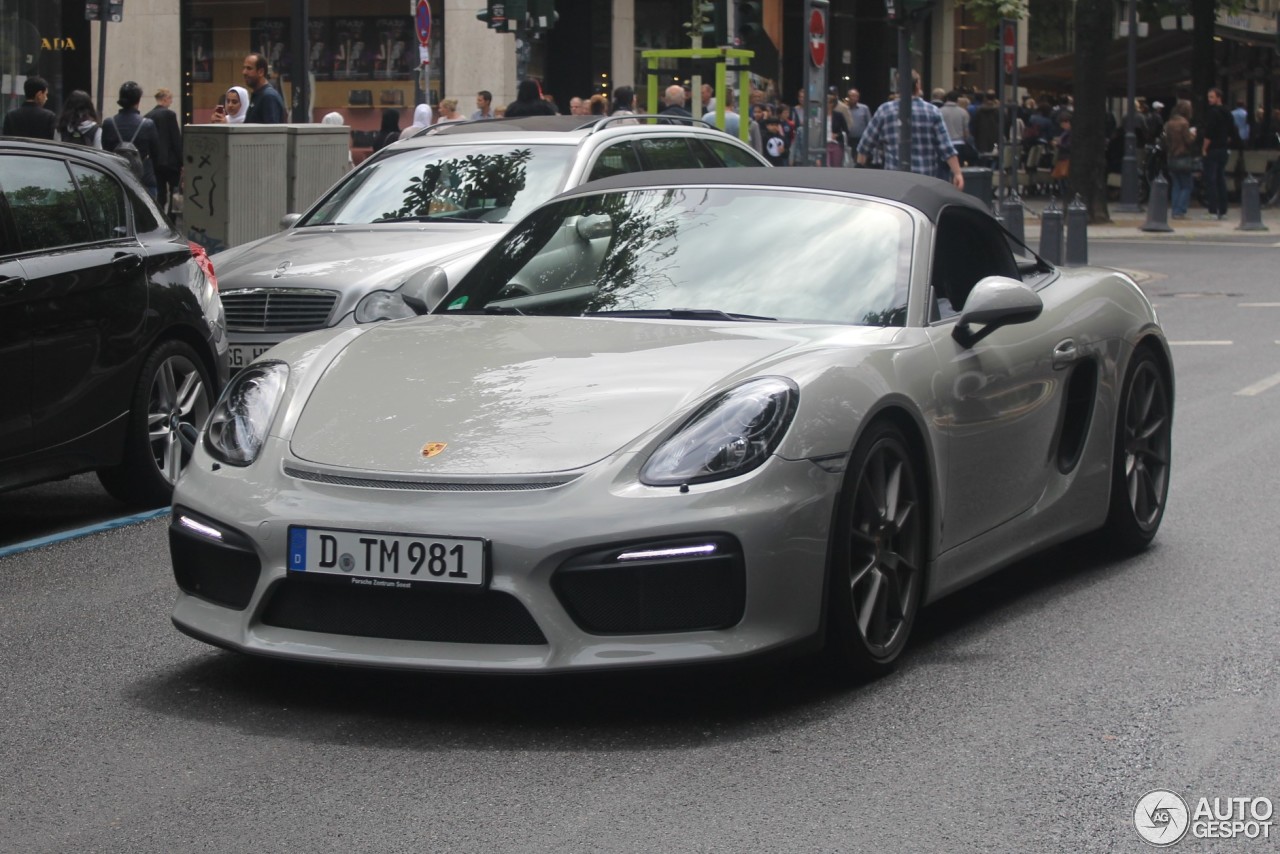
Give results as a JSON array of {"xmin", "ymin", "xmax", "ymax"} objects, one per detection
[
  {"xmin": 1140, "ymin": 174, "xmax": 1174, "ymax": 233},
  {"xmin": 1001, "ymin": 193, "xmax": 1025, "ymax": 246},
  {"xmin": 1039, "ymin": 199, "xmax": 1064, "ymax": 265},
  {"xmin": 1065, "ymin": 195, "xmax": 1089, "ymax": 265},
  {"xmin": 1237, "ymin": 174, "xmax": 1269, "ymax": 231}
]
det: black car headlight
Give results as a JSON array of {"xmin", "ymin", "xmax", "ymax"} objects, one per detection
[
  {"xmin": 640, "ymin": 377, "xmax": 799, "ymax": 486},
  {"xmin": 203, "ymin": 361, "xmax": 289, "ymax": 466}
]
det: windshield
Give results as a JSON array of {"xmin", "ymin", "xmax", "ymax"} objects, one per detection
[
  {"xmin": 440, "ymin": 187, "xmax": 914, "ymax": 326},
  {"xmin": 300, "ymin": 143, "xmax": 576, "ymax": 226}
]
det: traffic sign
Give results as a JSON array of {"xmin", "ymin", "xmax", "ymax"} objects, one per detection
[
  {"xmin": 415, "ymin": 0, "xmax": 432, "ymax": 47},
  {"xmin": 808, "ymin": 8, "xmax": 826, "ymax": 68}
]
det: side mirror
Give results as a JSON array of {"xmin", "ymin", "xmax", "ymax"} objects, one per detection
[
  {"xmin": 279, "ymin": 212, "xmax": 302, "ymax": 230},
  {"xmin": 576, "ymin": 214, "xmax": 613, "ymax": 241},
  {"xmin": 401, "ymin": 267, "xmax": 450, "ymax": 313},
  {"xmin": 952, "ymin": 276, "xmax": 1043, "ymax": 347}
]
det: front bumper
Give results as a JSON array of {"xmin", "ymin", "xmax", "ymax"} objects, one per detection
[{"xmin": 170, "ymin": 438, "xmax": 842, "ymax": 673}]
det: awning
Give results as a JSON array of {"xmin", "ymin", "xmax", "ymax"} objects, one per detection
[{"xmin": 1017, "ymin": 30, "xmax": 1193, "ymax": 96}]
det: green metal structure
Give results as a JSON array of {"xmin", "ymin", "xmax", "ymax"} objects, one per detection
[{"xmin": 640, "ymin": 47, "xmax": 755, "ymax": 144}]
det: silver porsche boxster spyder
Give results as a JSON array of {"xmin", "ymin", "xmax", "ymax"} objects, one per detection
[{"xmin": 169, "ymin": 168, "xmax": 1173, "ymax": 679}]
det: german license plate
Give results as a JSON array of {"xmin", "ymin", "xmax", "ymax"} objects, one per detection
[
  {"xmin": 229, "ymin": 344, "xmax": 274, "ymax": 369},
  {"xmin": 287, "ymin": 526, "xmax": 487, "ymax": 589}
]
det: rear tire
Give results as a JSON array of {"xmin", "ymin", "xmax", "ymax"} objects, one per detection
[
  {"xmin": 98, "ymin": 340, "xmax": 213, "ymax": 507},
  {"xmin": 825, "ymin": 421, "xmax": 926, "ymax": 680},
  {"xmin": 1101, "ymin": 348, "xmax": 1172, "ymax": 553}
]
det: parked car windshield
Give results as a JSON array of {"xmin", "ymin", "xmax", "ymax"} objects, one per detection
[
  {"xmin": 300, "ymin": 143, "xmax": 576, "ymax": 227},
  {"xmin": 442, "ymin": 187, "xmax": 914, "ymax": 326}
]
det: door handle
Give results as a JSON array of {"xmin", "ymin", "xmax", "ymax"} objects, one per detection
[
  {"xmin": 1052, "ymin": 339, "xmax": 1079, "ymax": 370},
  {"xmin": 111, "ymin": 253, "xmax": 143, "ymax": 273}
]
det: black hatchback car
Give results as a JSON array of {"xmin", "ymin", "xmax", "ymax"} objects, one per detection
[{"xmin": 0, "ymin": 138, "xmax": 228, "ymax": 506}]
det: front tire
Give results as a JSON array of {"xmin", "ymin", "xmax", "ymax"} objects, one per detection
[
  {"xmin": 98, "ymin": 340, "xmax": 214, "ymax": 507},
  {"xmin": 1101, "ymin": 348, "xmax": 1172, "ymax": 553},
  {"xmin": 825, "ymin": 421, "xmax": 926, "ymax": 680}
]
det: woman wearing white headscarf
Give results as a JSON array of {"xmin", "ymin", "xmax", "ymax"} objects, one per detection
[
  {"xmin": 322, "ymin": 111, "xmax": 355, "ymax": 172},
  {"xmin": 211, "ymin": 86, "xmax": 250, "ymax": 124},
  {"xmin": 398, "ymin": 103, "xmax": 433, "ymax": 140}
]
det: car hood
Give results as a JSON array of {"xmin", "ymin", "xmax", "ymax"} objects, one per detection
[
  {"xmin": 213, "ymin": 224, "xmax": 506, "ymax": 292},
  {"xmin": 288, "ymin": 316, "xmax": 834, "ymax": 476}
]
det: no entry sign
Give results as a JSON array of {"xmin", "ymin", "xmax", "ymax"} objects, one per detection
[{"xmin": 809, "ymin": 8, "xmax": 827, "ymax": 68}]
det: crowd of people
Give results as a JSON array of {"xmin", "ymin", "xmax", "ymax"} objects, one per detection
[{"xmin": 8, "ymin": 54, "xmax": 1277, "ymax": 225}]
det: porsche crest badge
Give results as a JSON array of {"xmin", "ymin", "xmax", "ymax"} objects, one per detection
[{"xmin": 421, "ymin": 442, "xmax": 447, "ymax": 458}]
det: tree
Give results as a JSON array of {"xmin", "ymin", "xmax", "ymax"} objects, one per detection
[{"xmin": 1067, "ymin": 0, "xmax": 1115, "ymax": 223}]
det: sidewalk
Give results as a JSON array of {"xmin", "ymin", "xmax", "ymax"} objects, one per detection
[{"xmin": 1013, "ymin": 196, "xmax": 1280, "ymax": 241}]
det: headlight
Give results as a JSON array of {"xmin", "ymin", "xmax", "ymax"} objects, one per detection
[
  {"xmin": 203, "ymin": 361, "xmax": 289, "ymax": 466},
  {"xmin": 641, "ymin": 377, "xmax": 798, "ymax": 486},
  {"xmin": 355, "ymin": 289, "xmax": 418, "ymax": 323}
]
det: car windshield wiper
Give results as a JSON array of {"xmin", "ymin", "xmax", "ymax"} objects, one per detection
[
  {"xmin": 450, "ymin": 304, "xmax": 526, "ymax": 315},
  {"xmin": 374, "ymin": 215, "xmax": 485, "ymax": 224},
  {"xmin": 584, "ymin": 308, "xmax": 777, "ymax": 322}
]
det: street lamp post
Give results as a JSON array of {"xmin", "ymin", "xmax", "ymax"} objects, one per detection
[{"xmin": 1116, "ymin": 0, "xmax": 1142, "ymax": 212}]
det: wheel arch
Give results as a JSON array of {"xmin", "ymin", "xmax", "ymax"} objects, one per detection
[{"xmin": 148, "ymin": 322, "xmax": 223, "ymax": 398}]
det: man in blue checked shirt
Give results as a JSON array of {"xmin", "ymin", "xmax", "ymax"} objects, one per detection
[{"xmin": 855, "ymin": 71, "xmax": 964, "ymax": 192}]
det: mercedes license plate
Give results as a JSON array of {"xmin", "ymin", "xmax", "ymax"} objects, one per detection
[{"xmin": 287, "ymin": 526, "xmax": 487, "ymax": 589}]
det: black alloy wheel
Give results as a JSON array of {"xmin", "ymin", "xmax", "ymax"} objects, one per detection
[
  {"xmin": 1102, "ymin": 349, "xmax": 1172, "ymax": 553},
  {"xmin": 826, "ymin": 421, "xmax": 925, "ymax": 679},
  {"xmin": 99, "ymin": 340, "xmax": 214, "ymax": 507}
]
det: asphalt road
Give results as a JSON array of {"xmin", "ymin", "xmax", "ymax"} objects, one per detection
[{"xmin": 2, "ymin": 238, "xmax": 1278, "ymax": 852}]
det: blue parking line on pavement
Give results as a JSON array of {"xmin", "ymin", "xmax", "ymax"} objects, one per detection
[{"xmin": 0, "ymin": 507, "xmax": 172, "ymax": 559}]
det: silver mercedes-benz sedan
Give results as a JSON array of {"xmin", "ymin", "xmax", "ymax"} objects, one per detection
[
  {"xmin": 170, "ymin": 168, "xmax": 1173, "ymax": 680},
  {"xmin": 210, "ymin": 116, "xmax": 768, "ymax": 370}
]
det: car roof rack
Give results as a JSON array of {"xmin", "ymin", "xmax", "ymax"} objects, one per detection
[{"xmin": 410, "ymin": 114, "xmax": 719, "ymax": 139}]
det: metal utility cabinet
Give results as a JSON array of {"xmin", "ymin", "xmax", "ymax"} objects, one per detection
[{"xmin": 183, "ymin": 124, "xmax": 349, "ymax": 253}]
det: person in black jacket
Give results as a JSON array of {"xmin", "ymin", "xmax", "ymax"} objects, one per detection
[
  {"xmin": 1201, "ymin": 87, "xmax": 1234, "ymax": 220},
  {"xmin": 145, "ymin": 88, "xmax": 183, "ymax": 217},
  {"xmin": 3, "ymin": 76, "xmax": 56, "ymax": 139},
  {"xmin": 371, "ymin": 108, "xmax": 401, "ymax": 151},
  {"xmin": 504, "ymin": 79, "xmax": 556, "ymax": 117},
  {"xmin": 101, "ymin": 81, "xmax": 161, "ymax": 201}
]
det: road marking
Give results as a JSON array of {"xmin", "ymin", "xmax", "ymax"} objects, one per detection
[
  {"xmin": 0, "ymin": 508, "xmax": 170, "ymax": 559},
  {"xmin": 1235, "ymin": 372, "xmax": 1280, "ymax": 397},
  {"xmin": 1168, "ymin": 340, "xmax": 1233, "ymax": 345},
  {"xmin": 1239, "ymin": 302, "xmax": 1280, "ymax": 307}
]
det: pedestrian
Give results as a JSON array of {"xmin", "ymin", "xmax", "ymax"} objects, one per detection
[
  {"xmin": 845, "ymin": 88, "xmax": 871, "ymax": 157},
  {"xmin": 55, "ymin": 90, "xmax": 102, "ymax": 147},
  {"xmin": 241, "ymin": 53, "xmax": 286, "ymax": 123},
  {"xmin": 398, "ymin": 103, "xmax": 433, "ymax": 139},
  {"xmin": 760, "ymin": 114, "xmax": 788, "ymax": 166},
  {"xmin": 371, "ymin": 108, "xmax": 401, "ymax": 151},
  {"xmin": 972, "ymin": 92, "xmax": 1001, "ymax": 159},
  {"xmin": 101, "ymin": 81, "xmax": 161, "ymax": 201},
  {"xmin": 471, "ymin": 90, "xmax": 493, "ymax": 120},
  {"xmin": 1231, "ymin": 98, "xmax": 1250, "ymax": 146},
  {"xmin": 1050, "ymin": 111, "xmax": 1072, "ymax": 191},
  {"xmin": 1163, "ymin": 99, "xmax": 1197, "ymax": 219},
  {"xmin": 322, "ymin": 111, "xmax": 355, "ymax": 171},
  {"xmin": 588, "ymin": 94, "xmax": 607, "ymax": 116},
  {"xmin": 658, "ymin": 83, "xmax": 693, "ymax": 124},
  {"xmin": 940, "ymin": 91, "xmax": 970, "ymax": 150},
  {"xmin": 435, "ymin": 99, "xmax": 464, "ymax": 123},
  {"xmin": 1201, "ymin": 87, "xmax": 1232, "ymax": 220},
  {"xmin": 824, "ymin": 92, "xmax": 850, "ymax": 167},
  {"xmin": 609, "ymin": 86, "xmax": 638, "ymax": 123},
  {"xmin": 569, "ymin": 96, "xmax": 588, "ymax": 116},
  {"xmin": 146, "ymin": 88, "xmax": 183, "ymax": 217},
  {"xmin": 3, "ymin": 75, "xmax": 56, "ymax": 139},
  {"xmin": 210, "ymin": 86, "xmax": 250, "ymax": 124},
  {"xmin": 504, "ymin": 79, "xmax": 556, "ymax": 117},
  {"xmin": 855, "ymin": 70, "xmax": 964, "ymax": 191}
]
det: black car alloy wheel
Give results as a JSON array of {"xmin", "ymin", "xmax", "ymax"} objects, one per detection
[
  {"xmin": 827, "ymin": 421, "xmax": 925, "ymax": 678},
  {"xmin": 99, "ymin": 340, "xmax": 214, "ymax": 507}
]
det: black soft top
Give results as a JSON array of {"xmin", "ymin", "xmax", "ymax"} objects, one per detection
[{"xmin": 558, "ymin": 166, "xmax": 988, "ymax": 223}]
